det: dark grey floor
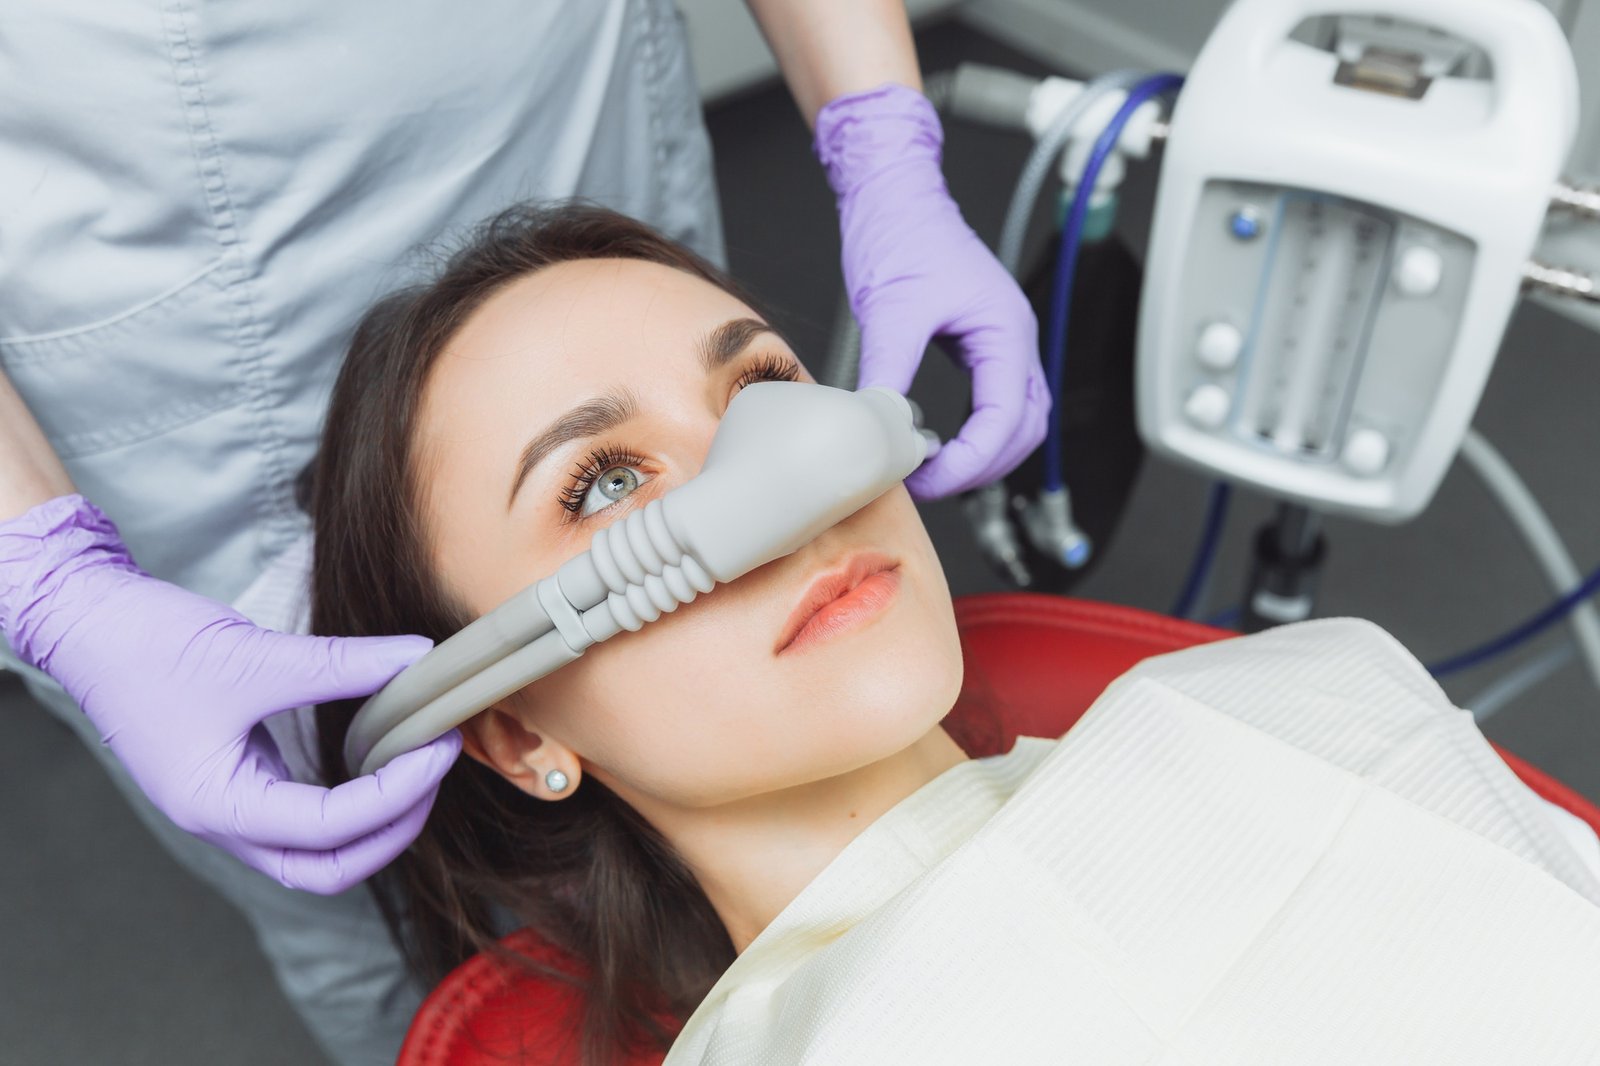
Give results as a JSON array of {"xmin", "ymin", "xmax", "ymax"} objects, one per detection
[{"xmin": 4, "ymin": 17, "xmax": 1598, "ymax": 1066}]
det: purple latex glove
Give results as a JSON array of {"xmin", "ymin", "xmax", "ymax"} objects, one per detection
[
  {"xmin": 0, "ymin": 495, "xmax": 460, "ymax": 894},
  {"xmin": 816, "ymin": 82, "xmax": 1050, "ymax": 499}
]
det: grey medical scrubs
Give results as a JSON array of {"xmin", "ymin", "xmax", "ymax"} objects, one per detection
[{"xmin": 0, "ymin": 1, "xmax": 722, "ymax": 1062}]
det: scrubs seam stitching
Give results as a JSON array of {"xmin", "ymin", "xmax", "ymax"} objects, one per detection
[
  {"xmin": 160, "ymin": 2, "xmax": 299, "ymax": 567},
  {"xmin": 645, "ymin": 0, "xmax": 666, "ymax": 172},
  {"xmin": 637, "ymin": 0, "xmax": 670, "ymax": 189}
]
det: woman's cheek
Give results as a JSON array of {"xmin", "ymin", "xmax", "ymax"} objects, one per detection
[{"xmin": 546, "ymin": 622, "xmax": 746, "ymax": 754}]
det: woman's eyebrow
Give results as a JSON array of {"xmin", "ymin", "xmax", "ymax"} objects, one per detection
[
  {"xmin": 508, "ymin": 389, "xmax": 638, "ymax": 509},
  {"xmin": 699, "ymin": 317, "xmax": 777, "ymax": 372},
  {"xmin": 506, "ymin": 317, "xmax": 778, "ymax": 510},
  {"xmin": 499, "ymin": 315, "xmax": 774, "ymax": 512}
]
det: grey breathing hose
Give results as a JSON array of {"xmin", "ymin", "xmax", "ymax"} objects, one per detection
[
  {"xmin": 1457, "ymin": 428, "xmax": 1600, "ymax": 693},
  {"xmin": 345, "ymin": 380, "xmax": 932, "ymax": 776}
]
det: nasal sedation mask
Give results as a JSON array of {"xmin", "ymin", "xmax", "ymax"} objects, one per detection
[{"xmin": 344, "ymin": 381, "xmax": 933, "ymax": 777}]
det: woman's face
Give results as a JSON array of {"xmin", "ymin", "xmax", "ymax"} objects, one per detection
[{"xmin": 414, "ymin": 258, "xmax": 963, "ymax": 811}]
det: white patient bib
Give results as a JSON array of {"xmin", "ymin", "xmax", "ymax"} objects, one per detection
[{"xmin": 667, "ymin": 619, "xmax": 1600, "ymax": 1064}]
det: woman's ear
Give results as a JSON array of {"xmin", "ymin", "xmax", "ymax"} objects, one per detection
[{"xmin": 460, "ymin": 706, "xmax": 582, "ymax": 800}]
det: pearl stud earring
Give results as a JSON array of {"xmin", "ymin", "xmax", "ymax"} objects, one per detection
[{"xmin": 545, "ymin": 769, "xmax": 569, "ymax": 793}]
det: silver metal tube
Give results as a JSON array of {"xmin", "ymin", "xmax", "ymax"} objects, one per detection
[
  {"xmin": 963, "ymin": 481, "xmax": 1032, "ymax": 587},
  {"xmin": 1550, "ymin": 179, "xmax": 1600, "ymax": 220},
  {"xmin": 1522, "ymin": 260, "xmax": 1600, "ymax": 304}
]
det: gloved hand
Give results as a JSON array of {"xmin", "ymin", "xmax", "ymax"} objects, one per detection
[
  {"xmin": 815, "ymin": 82, "xmax": 1050, "ymax": 500},
  {"xmin": 0, "ymin": 494, "xmax": 460, "ymax": 894}
]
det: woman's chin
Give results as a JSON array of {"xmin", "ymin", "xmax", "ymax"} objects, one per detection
[{"xmin": 795, "ymin": 641, "xmax": 962, "ymax": 752}]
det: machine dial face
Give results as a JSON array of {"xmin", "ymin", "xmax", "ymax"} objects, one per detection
[
  {"xmin": 1240, "ymin": 192, "xmax": 1395, "ymax": 459},
  {"xmin": 1153, "ymin": 177, "xmax": 1477, "ymax": 520}
]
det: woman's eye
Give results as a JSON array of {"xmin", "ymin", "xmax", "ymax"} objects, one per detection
[{"xmin": 581, "ymin": 465, "xmax": 648, "ymax": 517}]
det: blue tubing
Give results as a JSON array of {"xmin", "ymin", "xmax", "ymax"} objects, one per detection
[
  {"xmin": 1171, "ymin": 481, "xmax": 1233, "ymax": 619},
  {"xmin": 1042, "ymin": 72, "xmax": 1184, "ymax": 493},
  {"xmin": 1429, "ymin": 562, "xmax": 1600, "ymax": 678}
]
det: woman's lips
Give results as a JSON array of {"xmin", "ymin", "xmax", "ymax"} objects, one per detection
[{"xmin": 774, "ymin": 551, "xmax": 902, "ymax": 656}]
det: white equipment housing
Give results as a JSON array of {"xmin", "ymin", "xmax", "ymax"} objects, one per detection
[{"xmin": 1136, "ymin": 0, "xmax": 1579, "ymax": 521}]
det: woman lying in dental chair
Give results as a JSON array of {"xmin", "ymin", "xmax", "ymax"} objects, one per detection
[{"xmin": 307, "ymin": 203, "xmax": 1600, "ymax": 1066}]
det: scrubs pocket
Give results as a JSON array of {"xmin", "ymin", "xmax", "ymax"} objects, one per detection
[
  {"xmin": 0, "ymin": 256, "xmax": 248, "ymax": 460},
  {"xmin": 0, "ymin": 256, "xmax": 269, "ymax": 598}
]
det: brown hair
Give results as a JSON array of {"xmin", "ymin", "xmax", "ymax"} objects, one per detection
[
  {"xmin": 308, "ymin": 203, "xmax": 752, "ymax": 1064},
  {"xmin": 307, "ymin": 202, "xmax": 1003, "ymax": 1064}
]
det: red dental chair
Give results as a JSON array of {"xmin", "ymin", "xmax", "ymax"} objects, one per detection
[{"xmin": 398, "ymin": 593, "xmax": 1600, "ymax": 1066}]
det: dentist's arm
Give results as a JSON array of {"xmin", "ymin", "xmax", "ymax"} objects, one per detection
[
  {"xmin": 745, "ymin": 0, "xmax": 1049, "ymax": 499},
  {"xmin": 0, "ymin": 359, "xmax": 74, "ymax": 521},
  {"xmin": 0, "ymin": 366, "xmax": 459, "ymax": 893}
]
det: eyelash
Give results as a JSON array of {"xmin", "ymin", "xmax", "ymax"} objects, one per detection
[
  {"xmin": 556, "ymin": 352, "xmax": 802, "ymax": 518},
  {"xmin": 731, "ymin": 351, "xmax": 801, "ymax": 392},
  {"xmin": 556, "ymin": 444, "xmax": 649, "ymax": 517}
]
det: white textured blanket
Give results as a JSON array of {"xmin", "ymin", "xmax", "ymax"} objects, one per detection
[{"xmin": 666, "ymin": 619, "xmax": 1600, "ymax": 1064}]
